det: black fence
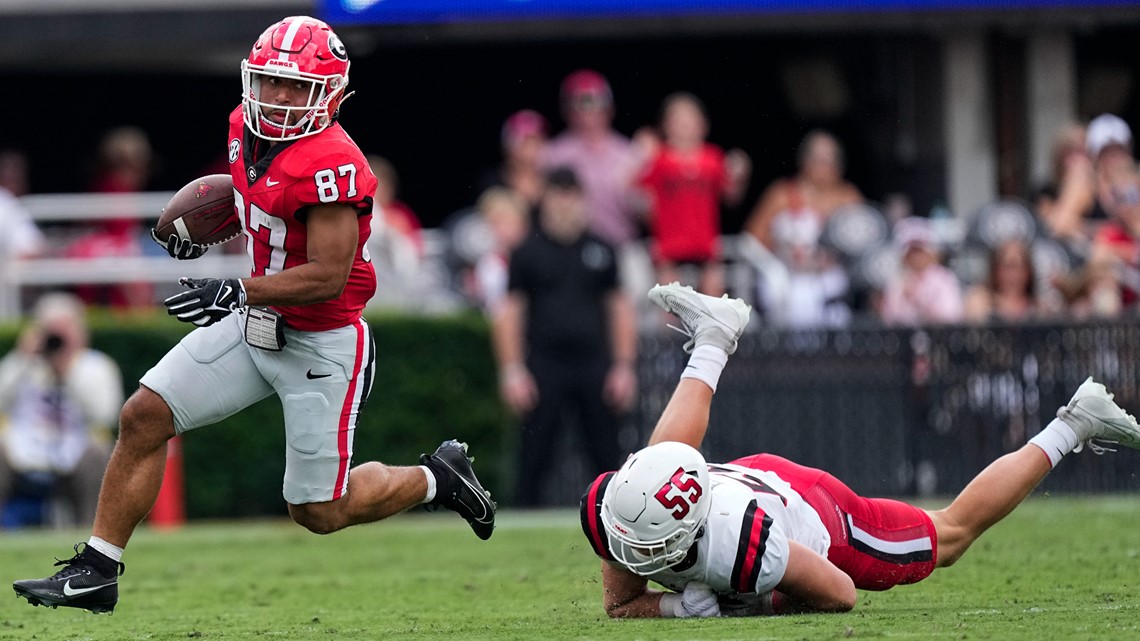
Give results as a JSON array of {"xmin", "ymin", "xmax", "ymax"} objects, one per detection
[{"xmin": 623, "ymin": 321, "xmax": 1140, "ymax": 500}]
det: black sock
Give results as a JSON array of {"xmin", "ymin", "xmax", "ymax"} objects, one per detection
[
  {"xmin": 420, "ymin": 458, "xmax": 449, "ymax": 504},
  {"xmin": 81, "ymin": 545, "xmax": 120, "ymax": 578}
]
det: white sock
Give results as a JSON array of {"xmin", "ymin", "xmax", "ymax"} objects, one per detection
[
  {"xmin": 87, "ymin": 536, "xmax": 124, "ymax": 563},
  {"xmin": 419, "ymin": 465, "xmax": 437, "ymax": 504},
  {"xmin": 1028, "ymin": 417, "xmax": 1082, "ymax": 468},
  {"xmin": 681, "ymin": 344, "xmax": 729, "ymax": 393}
]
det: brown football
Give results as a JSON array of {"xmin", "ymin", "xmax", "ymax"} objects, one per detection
[{"xmin": 154, "ymin": 174, "xmax": 242, "ymax": 247}]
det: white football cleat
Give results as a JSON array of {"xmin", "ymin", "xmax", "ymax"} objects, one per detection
[
  {"xmin": 648, "ymin": 283, "xmax": 752, "ymax": 354},
  {"xmin": 1056, "ymin": 377, "xmax": 1140, "ymax": 454}
]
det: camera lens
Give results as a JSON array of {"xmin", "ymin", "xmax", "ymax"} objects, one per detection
[{"xmin": 42, "ymin": 333, "xmax": 65, "ymax": 354}]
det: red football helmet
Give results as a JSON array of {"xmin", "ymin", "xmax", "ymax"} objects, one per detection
[{"xmin": 241, "ymin": 16, "xmax": 351, "ymax": 142}]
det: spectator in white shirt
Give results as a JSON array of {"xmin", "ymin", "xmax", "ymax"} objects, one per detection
[{"xmin": 0, "ymin": 293, "xmax": 123, "ymax": 526}]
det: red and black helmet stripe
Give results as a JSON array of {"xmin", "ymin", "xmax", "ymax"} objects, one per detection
[
  {"xmin": 579, "ymin": 472, "xmax": 616, "ymax": 561},
  {"xmin": 731, "ymin": 499, "xmax": 773, "ymax": 593}
]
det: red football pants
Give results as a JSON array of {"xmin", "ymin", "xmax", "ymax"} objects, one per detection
[{"xmin": 730, "ymin": 453, "xmax": 938, "ymax": 591}]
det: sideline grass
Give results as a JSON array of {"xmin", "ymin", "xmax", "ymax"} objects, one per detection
[{"xmin": 1, "ymin": 497, "xmax": 1138, "ymax": 640}]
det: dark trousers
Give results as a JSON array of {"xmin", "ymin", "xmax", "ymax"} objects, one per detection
[
  {"xmin": 513, "ymin": 353, "xmax": 622, "ymax": 507},
  {"xmin": 0, "ymin": 441, "xmax": 109, "ymax": 527}
]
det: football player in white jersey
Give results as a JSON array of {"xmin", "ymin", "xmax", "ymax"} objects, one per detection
[{"xmin": 581, "ymin": 283, "xmax": 1140, "ymax": 618}]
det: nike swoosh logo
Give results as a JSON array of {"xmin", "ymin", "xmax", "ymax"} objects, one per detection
[
  {"xmin": 306, "ymin": 370, "xmax": 332, "ymax": 380},
  {"xmin": 220, "ymin": 285, "xmax": 232, "ymax": 302},
  {"xmin": 63, "ymin": 579, "xmax": 113, "ymax": 597},
  {"xmin": 265, "ymin": 177, "xmax": 280, "ymax": 186},
  {"xmin": 440, "ymin": 459, "xmax": 494, "ymax": 523}
]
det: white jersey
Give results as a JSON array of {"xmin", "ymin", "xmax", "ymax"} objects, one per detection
[{"xmin": 581, "ymin": 463, "xmax": 830, "ymax": 596}]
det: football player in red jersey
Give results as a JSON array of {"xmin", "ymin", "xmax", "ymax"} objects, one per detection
[
  {"xmin": 13, "ymin": 16, "xmax": 495, "ymax": 615},
  {"xmin": 580, "ymin": 283, "xmax": 1140, "ymax": 619}
]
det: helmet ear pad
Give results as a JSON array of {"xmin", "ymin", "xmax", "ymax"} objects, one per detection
[
  {"xmin": 600, "ymin": 442, "xmax": 711, "ymax": 575},
  {"xmin": 241, "ymin": 16, "xmax": 350, "ymax": 142}
]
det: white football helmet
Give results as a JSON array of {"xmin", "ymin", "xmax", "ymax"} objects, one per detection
[{"xmin": 600, "ymin": 442, "xmax": 711, "ymax": 576}]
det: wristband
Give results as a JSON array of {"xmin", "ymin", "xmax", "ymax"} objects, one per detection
[{"xmin": 659, "ymin": 592, "xmax": 684, "ymax": 618}]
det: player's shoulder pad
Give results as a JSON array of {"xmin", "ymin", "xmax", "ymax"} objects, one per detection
[
  {"xmin": 579, "ymin": 471, "xmax": 617, "ymax": 561},
  {"xmin": 288, "ymin": 131, "xmax": 370, "ymax": 182}
]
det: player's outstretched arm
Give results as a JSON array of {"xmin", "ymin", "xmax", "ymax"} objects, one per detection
[
  {"xmin": 774, "ymin": 541, "xmax": 857, "ymax": 613},
  {"xmin": 601, "ymin": 562, "xmax": 658, "ymax": 618},
  {"xmin": 601, "ymin": 562, "xmax": 719, "ymax": 618},
  {"xmin": 241, "ymin": 204, "xmax": 358, "ymax": 306}
]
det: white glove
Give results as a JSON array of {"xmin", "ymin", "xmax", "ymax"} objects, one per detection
[{"xmin": 660, "ymin": 582, "xmax": 721, "ymax": 618}]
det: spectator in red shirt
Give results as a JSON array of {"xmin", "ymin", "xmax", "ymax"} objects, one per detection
[
  {"xmin": 1086, "ymin": 170, "xmax": 1140, "ymax": 316},
  {"xmin": 637, "ymin": 93, "xmax": 750, "ymax": 295},
  {"xmin": 67, "ymin": 127, "xmax": 155, "ymax": 310},
  {"xmin": 368, "ymin": 155, "xmax": 423, "ymax": 257}
]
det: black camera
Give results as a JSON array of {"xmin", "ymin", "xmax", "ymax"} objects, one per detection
[{"xmin": 41, "ymin": 332, "xmax": 66, "ymax": 355}]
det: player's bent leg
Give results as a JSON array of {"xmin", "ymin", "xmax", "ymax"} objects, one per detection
[
  {"xmin": 647, "ymin": 379, "xmax": 715, "ymax": 448},
  {"xmin": 93, "ymin": 387, "xmax": 178, "ymax": 547},
  {"xmin": 749, "ymin": 455, "xmax": 938, "ymax": 590},
  {"xmin": 287, "ymin": 462, "xmax": 427, "ymax": 534},
  {"xmin": 929, "ymin": 377, "xmax": 1140, "ymax": 569},
  {"xmin": 927, "ymin": 446, "xmax": 1051, "ymax": 568}
]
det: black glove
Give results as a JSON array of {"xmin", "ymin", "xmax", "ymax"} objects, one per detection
[
  {"xmin": 164, "ymin": 277, "xmax": 246, "ymax": 327},
  {"xmin": 151, "ymin": 228, "xmax": 208, "ymax": 260}
]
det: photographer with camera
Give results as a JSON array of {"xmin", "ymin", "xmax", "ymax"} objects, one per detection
[{"xmin": 0, "ymin": 293, "xmax": 122, "ymax": 527}]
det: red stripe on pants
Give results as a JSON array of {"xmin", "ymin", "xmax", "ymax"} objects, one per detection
[{"xmin": 332, "ymin": 320, "xmax": 365, "ymax": 500}]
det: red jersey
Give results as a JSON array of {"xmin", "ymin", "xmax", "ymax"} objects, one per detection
[
  {"xmin": 227, "ymin": 107, "xmax": 378, "ymax": 331},
  {"xmin": 1094, "ymin": 220, "xmax": 1140, "ymax": 307},
  {"xmin": 639, "ymin": 143, "xmax": 727, "ymax": 262}
]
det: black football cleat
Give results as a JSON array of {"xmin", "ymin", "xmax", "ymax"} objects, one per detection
[
  {"xmin": 13, "ymin": 543, "xmax": 124, "ymax": 614},
  {"xmin": 420, "ymin": 439, "xmax": 497, "ymax": 540}
]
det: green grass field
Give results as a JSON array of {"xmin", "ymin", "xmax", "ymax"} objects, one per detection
[{"xmin": 1, "ymin": 497, "xmax": 1138, "ymax": 641}]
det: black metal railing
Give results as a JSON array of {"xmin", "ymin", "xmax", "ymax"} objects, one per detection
[{"xmin": 631, "ymin": 320, "xmax": 1140, "ymax": 500}]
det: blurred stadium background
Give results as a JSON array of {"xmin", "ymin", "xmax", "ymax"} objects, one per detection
[
  {"xmin": 1, "ymin": 0, "xmax": 1139, "ymax": 521},
  {"xmin": 2, "ymin": 0, "xmax": 1138, "ymax": 222}
]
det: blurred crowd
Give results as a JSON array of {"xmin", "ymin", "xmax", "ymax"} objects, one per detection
[
  {"xmin": 5, "ymin": 71, "xmax": 1140, "ymax": 330},
  {"xmin": 454, "ymin": 74, "xmax": 1140, "ymax": 334}
]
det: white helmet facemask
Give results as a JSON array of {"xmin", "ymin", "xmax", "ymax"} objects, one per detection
[
  {"xmin": 239, "ymin": 16, "xmax": 351, "ymax": 143},
  {"xmin": 600, "ymin": 442, "xmax": 711, "ymax": 576},
  {"xmin": 241, "ymin": 63, "xmax": 347, "ymax": 142}
]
